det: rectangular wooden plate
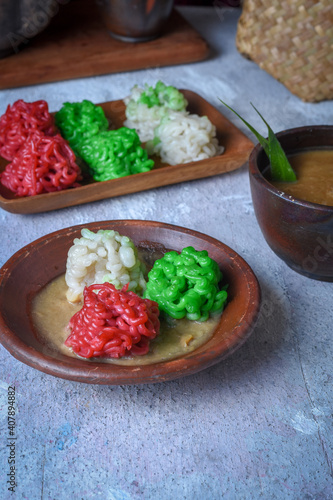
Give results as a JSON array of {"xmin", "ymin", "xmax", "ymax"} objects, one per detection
[
  {"xmin": 0, "ymin": 90, "xmax": 254, "ymax": 214},
  {"xmin": 0, "ymin": 2, "xmax": 210, "ymax": 90}
]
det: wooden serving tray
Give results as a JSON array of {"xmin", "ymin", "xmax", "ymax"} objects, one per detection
[
  {"xmin": 0, "ymin": 90, "xmax": 254, "ymax": 214},
  {"xmin": 0, "ymin": 1, "xmax": 210, "ymax": 89}
]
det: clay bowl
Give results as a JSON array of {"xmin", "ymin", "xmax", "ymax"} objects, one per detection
[
  {"xmin": 0, "ymin": 220, "xmax": 260, "ymax": 385},
  {"xmin": 249, "ymin": 125, "xmax": 333, "ymax": 281}
]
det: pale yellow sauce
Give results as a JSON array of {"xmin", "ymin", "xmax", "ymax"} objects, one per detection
[
  {"xmin": 271, "ymin": 149, "xmax": 333, "ymax": 206},
  {"xmin": 31, "ymin": 275, "xmax": 219, "ymax": 365}
]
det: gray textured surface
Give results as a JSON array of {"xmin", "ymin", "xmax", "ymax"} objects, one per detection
[{"xmin": 0, "ymin": 6, "xmax": 332, "ymax": 500}]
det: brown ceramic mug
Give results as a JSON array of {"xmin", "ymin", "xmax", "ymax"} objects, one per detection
[{"xmin": 249, "ymin": 125, "xmax": 333, "ymax": 282}]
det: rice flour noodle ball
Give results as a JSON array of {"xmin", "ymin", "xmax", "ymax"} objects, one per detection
[
  {"xmin": 148, "ymin": 111, "xmax": 224, "ymax": 165},
  {"xmin": 124, "ymin": 81, "xmax": 188, "ymax": 143},
  {"xmin": 65, "ymin": 229, "xmax": 147, "ymax": 303},
  {"xmin": 0, "ymin": 99, "xmax": 56, "ymax": 161},
  {"xmin": 55, "ymin": 100, "xmax": 109, "ymax": 157}
]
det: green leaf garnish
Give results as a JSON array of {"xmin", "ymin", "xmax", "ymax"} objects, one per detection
[{"xmin": 219, "ymin": 100, "xmax": 297, "ymax": 182}]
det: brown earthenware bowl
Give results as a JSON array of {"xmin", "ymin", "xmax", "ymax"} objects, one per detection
[
  {"xmin": 249, "ymin": 125, "xmax": 333, "ymax": 281},
  {"xmin": 0, "ymin": 220, "xmax": 261, "ymax": 385}
]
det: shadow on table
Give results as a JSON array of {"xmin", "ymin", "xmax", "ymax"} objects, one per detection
[
  {"xmin": 89, "ymin": 276, "xmax": 291, "ymax": 398},
  {"xmin": 162, "ymin": 277, "xmax": 288, "ymax": 388}
]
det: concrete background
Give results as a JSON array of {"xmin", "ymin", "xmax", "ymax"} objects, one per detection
[{"xmin": 0, "ymin": 6, "xmax": 332, "ymax": 500}]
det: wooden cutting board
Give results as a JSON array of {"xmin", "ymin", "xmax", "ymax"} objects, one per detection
[{"xmin": 0, "ymin": 1, "xmax": 210, "ymax": 90}]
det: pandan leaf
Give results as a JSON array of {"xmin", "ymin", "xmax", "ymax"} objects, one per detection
[
  {"xmin": 250, "ymin": 103, "xmax": 296, "ymax": 182},
  {"xmin": 219, "ymin": 100, "xmax": 269, "ymax": 152},
  {"xmin": 219, "ymin": 100, "xmax": 297, "ymax": 182}
]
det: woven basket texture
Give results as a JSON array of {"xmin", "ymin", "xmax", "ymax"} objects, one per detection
[{"xmin": 236, "ymin": 0, "xmax": 333, "ymax": 102}]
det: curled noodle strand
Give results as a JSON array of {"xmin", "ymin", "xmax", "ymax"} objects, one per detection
[
  {"xmin": 65, "ymin": 283, "xmax": 160, "ymax": 359},
  {"xmin": 0, "ymin": 131, "xmax": 82, "ymax": 197}
]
